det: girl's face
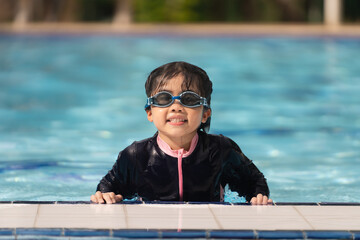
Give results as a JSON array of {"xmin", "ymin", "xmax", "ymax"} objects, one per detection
[{"xmin": 146, "ymin": 75, "xmax": 211, "ymax": 149}]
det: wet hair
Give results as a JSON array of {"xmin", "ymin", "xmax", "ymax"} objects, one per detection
[{"xmin": 145, "ymin": 61, "xmax": 213, "ymax": 132}]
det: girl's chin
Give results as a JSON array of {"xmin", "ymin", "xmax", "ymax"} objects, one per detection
[{"xmin": 160, "ymin": 129, "xmax": 197, "ymax": 139}]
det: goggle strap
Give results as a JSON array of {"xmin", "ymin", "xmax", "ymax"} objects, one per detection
[
  {"xmin": 145, "ymin": 97, "xmax": 153, "ymax": 109},
  {"xmin": 203, "ymin": 98, "xmax": 208, "ymax": 107}
]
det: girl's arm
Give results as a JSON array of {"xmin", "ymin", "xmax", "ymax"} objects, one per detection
[
  {"xmin": 221, "ymin": 137, "xmax": 271, "ymax": 204},
  {"xmin": 91, "ymin": 145, "xmax": 137, "ymax": 203}
]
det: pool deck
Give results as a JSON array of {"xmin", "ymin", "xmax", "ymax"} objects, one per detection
[
  {"xmin": 1, "ymin": 23, "xmax": 360, "ymax": 37},
  {"xmin": 1, "ymin": 201, "xmax": 360, "ymax": 239}
]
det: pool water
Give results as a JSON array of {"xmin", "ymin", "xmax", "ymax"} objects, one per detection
[{"xmin": 0, "ymin": 34, "xmax": 359, "ymax": 202}]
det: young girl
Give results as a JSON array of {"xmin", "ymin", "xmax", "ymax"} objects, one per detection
[{"xmin": 91, "ymin": 61, "xmax": 272, "ymax": 205}]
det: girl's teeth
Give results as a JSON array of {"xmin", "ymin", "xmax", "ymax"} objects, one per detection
[{"xmin": 169, "ymin": 119, "xmax": 185, "ymax": 123}]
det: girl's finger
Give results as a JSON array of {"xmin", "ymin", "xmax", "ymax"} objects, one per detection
[
  {"xmin": 250, "ymin": 197, "xmax": 257, "ymax": 205},
  {"xmin": 95, "ymin": 191, "xmax": 105, "ymax": 204},
  {"xmin": 262, "ymin": 195, "xmax": 268, "ymax": 205},
  {"xmin": 90, "ymin": 194, "xmax": 97, "ymax": 203},
  {"xmin": 103, "ymin": 194, "xmax": 113, "ymax": 204},
  {"xmin": 115, "ymin": 194, "xmax": 123, "ymax": 202},
  {"xmin": 108, "ymin": 192, "xmax": 116, "ymax": 203},
  {"xmin": 257, "ymin": 194, "xmax": 263, "ymax": 204}
]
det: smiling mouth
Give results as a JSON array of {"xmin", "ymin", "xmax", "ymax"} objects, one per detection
[{"xmin": 167, "ymin": 119, "xmax": 187, "ymax": 123}]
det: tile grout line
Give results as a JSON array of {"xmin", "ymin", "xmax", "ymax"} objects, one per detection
[
  {"xmin": 301, "ymin": 230, "xmax": 307, "ymax": 239},
  {"xmin": 208, "ymin": 204, "xmax": 223, "ymax": 230},
  {"xmin": 350, "ymin": 232, "xmax": 355, "ymax": 240},
  {"xmin": 204, "ymin": 230, "xmax": 209, "ymax": 238},
  {"xmin": 123, "ymin": 204, "xmax": 129, "ymax": 229},
  {"xmin": 33, "ymin": 204, "xmax": 41, "ymax": 228},
  {"xmin": 293, "ymin": 206, "xmax": 316, "ymax": 231}
]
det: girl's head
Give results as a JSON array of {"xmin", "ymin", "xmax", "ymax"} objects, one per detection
[{"xmin": 145, "ymin": 61, "xmax": 213, "ymax": 133}]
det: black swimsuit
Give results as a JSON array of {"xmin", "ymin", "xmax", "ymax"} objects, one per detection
[{"xmin": 96, "ymin": 131, "xmax": 269, "ymax": 202}]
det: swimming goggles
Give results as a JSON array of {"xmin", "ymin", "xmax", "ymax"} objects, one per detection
[{"xmin": 145, "ymin": 91, "xmax": 208, "ymax": 109}]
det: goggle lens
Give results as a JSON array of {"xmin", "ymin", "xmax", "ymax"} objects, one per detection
[
  {"xmin": 180, "ymin": 92, "xmax": 201, "ymax": 106},
  {"xmin": 153, "ymin": 92, "xmax": 173, "ymax": 106}
]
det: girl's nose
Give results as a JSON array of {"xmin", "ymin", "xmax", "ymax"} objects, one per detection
[{"xmin": 170, "ymin": 99, "xmax": 184, "ymax": 112}]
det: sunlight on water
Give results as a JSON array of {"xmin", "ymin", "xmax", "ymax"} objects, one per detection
[{"xmin": 0, "ymin": 35, "xmax": 359, "ymax": 202}]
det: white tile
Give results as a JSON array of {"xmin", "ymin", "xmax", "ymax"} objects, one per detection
[
  {"xmin": 2, "ymin": 203, "xmax": 359, "ymax": 231},
  {"xmin": 35, "ymin": 204, "xmax": 126, "ymax": 229},
  {"xmin": 295, "ymin": 206, "xmax": 360, "ymax": 230},
  {"xmin": 125, "ymin": 204, "xmax": 220, "ymax": 230},
  {"xmin": 209, "ymin": 205, "xmax": 314, "ymax": 230},
  {"xmin": 0, "ymin": 204, "xmax": 38, "ymax": 228}
]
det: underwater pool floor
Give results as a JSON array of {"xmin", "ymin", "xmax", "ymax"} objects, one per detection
[{"xmin": 0, "ymin": 202, "xmax": 360, "ymax": 239}]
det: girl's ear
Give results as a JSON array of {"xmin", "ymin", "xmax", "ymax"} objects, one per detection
[
  {"xmin": 201, "ymin": 108, "xmax": 211, "ymax": 123},
  {"xmin": 146, "ymin": 109, "xmax": 153, "ymax": 122}
]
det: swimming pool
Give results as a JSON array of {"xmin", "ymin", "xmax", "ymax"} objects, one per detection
[{"xmin": 0, "ymin": 34, "xmax": 359, "ymax": 202}]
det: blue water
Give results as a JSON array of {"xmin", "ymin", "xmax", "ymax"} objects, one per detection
[{"xmin": 0, "ymin": 34, "xmax": 359, "ymax": 202}]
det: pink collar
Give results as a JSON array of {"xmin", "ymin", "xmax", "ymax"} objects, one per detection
[{"xmin": 157, "ymin": 133, "xmax": 199, "ymax": 158}]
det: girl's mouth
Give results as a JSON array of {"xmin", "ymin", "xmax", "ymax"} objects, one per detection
[
  {"xmin": 168, "ymin": 119, "xmax": 186, "ymax": 123},
  {"xmin": 167, "ymin": 118, "xmax": 187, "ymax": 125}
]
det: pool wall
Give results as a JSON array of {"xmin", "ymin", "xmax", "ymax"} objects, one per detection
[{"xmin": 1, "ymin": 201, "xmax": 360, "ymax": 239}]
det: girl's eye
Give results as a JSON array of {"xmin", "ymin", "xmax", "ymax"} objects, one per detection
[
  {"xmin": 156, "ymin": 93, "xmax": 172, "ymax": 104},
  {"xmin": 182, "ymin": 94, "xmax": 199, "ymax": 105}
]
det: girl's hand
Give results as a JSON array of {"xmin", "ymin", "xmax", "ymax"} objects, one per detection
[
  {"xmin": 250, "ymin": 193, "xmax": 273, "ymax": 205},
  {"xmin": 90, "ymin": 191, "xmax": 123, "ymax": 204}
]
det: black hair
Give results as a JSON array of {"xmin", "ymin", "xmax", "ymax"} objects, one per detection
[{"xmin": 145, "ymin": 61, "xmax": 213, "ymax": 133}]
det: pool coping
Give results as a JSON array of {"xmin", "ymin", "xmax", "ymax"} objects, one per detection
[
  {"xmin": 1, "ymin": 201, "xmax": 360, "ymax": 239},
  {"xmin": 1, "ymin": 23, "xmax": 360, "ymax": 37}
]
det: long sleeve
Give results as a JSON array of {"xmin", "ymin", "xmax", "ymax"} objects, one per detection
[
  {"xmin": 221, "ymin": 137, "xmax": 269, "ymax": 202},
  {"xmin": 96, "ymin": 144, "xmax": 137, "ymax": 199}
]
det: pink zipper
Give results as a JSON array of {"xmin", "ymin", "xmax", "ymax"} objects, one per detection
[
  {"xmin": 177, "ymin": 149, "xmax": 184, "ymax": 201},
  {"xmin": 157, "ymin": 134, "xmax": 198, "ymax": 201}
]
